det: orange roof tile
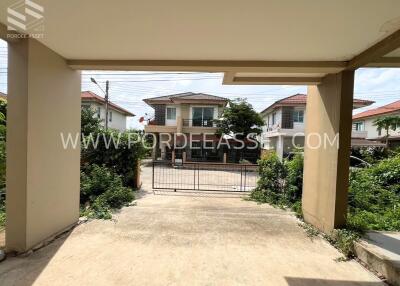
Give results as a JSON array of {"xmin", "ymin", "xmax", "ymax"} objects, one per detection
[
  {"xmin": 261, "ymin": 94, "xmax": 373, "ymax": 114},
  {"xmin": 81, "ymin": 91, "xmax": 135, "ymax": 116},
  {"xmin": 353, "ymin": 100, "xmax": 400, "ymax": 120}
]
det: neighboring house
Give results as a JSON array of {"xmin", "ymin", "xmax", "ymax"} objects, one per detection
[
  {"xmin": 81, "ymin": 91, "xmax": 135, "ymax": 131},
  {"xmin": 0, "ymin": 92, "xmax": 6, "ymax": 101},
  {"xmin": 143, "ymin": 92, "xmax": 228, "ymax": 161},
  {"xmin": 352, "ymin": 100, "xmax": 400, "ymax": 148},
  {"xmin": 260, "ymin": 94, "xmax": 374, "ymax": 159}
]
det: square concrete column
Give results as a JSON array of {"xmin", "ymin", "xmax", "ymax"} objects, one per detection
[
  {"xmin": 276, "ymin": 136, "xmax": 284, "ymax": 160},
  {"xmin": 302, "ymin": 71, "xmax": 354, "ymax": 233},
  {"xmin": 6, "ymin": 38, "xmax": 81, "ymax": 252}
]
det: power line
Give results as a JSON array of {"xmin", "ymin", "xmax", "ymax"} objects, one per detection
[{"xmin": 82, "ymin": 72, "xmax": 219, "ymax": 76}]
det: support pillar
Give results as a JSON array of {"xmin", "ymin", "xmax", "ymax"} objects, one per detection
[
  {"xmin": 302, "ymin": 71, "xmax": 354, "ymax": 233},
  {"xmin": 172, "ymin": 150, "xmax": 175, "ymax": 164},
  {"xmin": 6, "ymin": 38, "xmax": 81, "ymax": 252},
  {"xmin": 276, "ymin": 136, "xmax": 284, "ymax": 160},
  {"xmin": 151, "ymin": 133, "xmax": 158, "ymax": 160}
]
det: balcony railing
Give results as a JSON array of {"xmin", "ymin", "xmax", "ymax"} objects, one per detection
[
  {"xmin": 148, "ymin": 120, "xmax": 159, "ymax": 126},
  {"xmin": 183, "ymin": 119, "xmax": 217, "ymax": 127}
]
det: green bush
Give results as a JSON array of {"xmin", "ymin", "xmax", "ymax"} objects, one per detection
[
  {"xmin": 80, "ymin": 164, "xmax": 134, "ymax": 219},
  {"xmin": 81, "ymin": 130, "xmax": 146, "ymax": 188},
  {"xmin": 0, "ymin": 107, "xmax": 6, "ymax": 193},
  {"xmin": 0, "ymin": 102, "xmax": 7, "ymax": 228},
  {"xmin": 369, "ymin": 154, "xmax": 400, "ymax": 191},
  {"xmin": 81, "ymin": 107, "xmax": 102, "ymax": 136},
  {"xmin": 348, "ymin": 154, "xmax": 400, "ymax": 231},
  {"xmin": 351, "ymin": 147, "xmax": 389, "ymax": 165},
  {"xmin": 251, "ymin": 152, "xmax": 304, "ymax": 213},
  {"xmin": 0, "ymin": 197, "xmax": 5, "ymax": 230},
  {"xmin": 252, "ymin": 151, "xmax": 400, "ymax": 257},
  {"xmin": 250, "ymin": 152, "xmax": 287, "ymax": 205},
  {"xmin": 284, "ymin": 153, "xmax": 304, "ymax": 204},
  {"xmin": 81, "ymin": 199, "xmax": 112, "ymax": 220},
  {"xmin": 324, "ymin": 229, "xmax": 361, "ymax": 258}
]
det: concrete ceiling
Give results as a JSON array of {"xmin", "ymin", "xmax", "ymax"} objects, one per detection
[
  {"xmin": 1, "ymin": 0, "xmax": 400, "ymax": 84},
  {"xmin": 1, "ymin": 0, "xmax": 400, "ymax": 61}
]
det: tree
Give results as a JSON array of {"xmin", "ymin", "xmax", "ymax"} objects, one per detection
[
  {"xmin": 81, "ymin": 107, "xmax": 103, "ymax": 136},
  {"xmin": 373, "ymin": 115, "xmax": 400, "ymax": 147},
  {"xmin": 0, "ymin": 99, "xmax": 7, "ymax": 193},
  {"xmin": 216, "ymin": 98, "xmax": 264, "ymax": 139}
]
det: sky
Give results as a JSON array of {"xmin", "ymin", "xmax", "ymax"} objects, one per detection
[{"xmin": 1, "ymin": 40, "xmax": 400, "ymax": 130}]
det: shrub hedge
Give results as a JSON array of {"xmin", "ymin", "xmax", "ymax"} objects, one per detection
[
  {"xmin": 81, "ymin": 130, "xmax": 146, "ymax": 188},
  {"xmin": 80, "ymin": 164, "xmax": 134, "ymax": 219},
  {"xmin": 80, "ymin": 107, "xmax": 147, "ymax": 219},
  {"xmin": 250, "ymin": 151, "xmax": 303, "ymax": 216},
  {"xmin": 251, "ymin": 151, "xmax": 400, "ymax": 257}
]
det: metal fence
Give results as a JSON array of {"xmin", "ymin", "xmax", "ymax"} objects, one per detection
[{"xmin": 152, "ymin": 161, "xmax": 258, "ymax": 192}]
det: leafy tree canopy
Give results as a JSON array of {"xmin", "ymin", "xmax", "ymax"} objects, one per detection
[
  {"xmin": 81, "ymin": 107, "xmax": 103, "ymax": 136},
  {"xmin": 216, "ymin": 98, "xmax": 264, "ymax": 138},
  {"xmin": 373, "ymin": 115, "xmax": 400, "ymax": 147}
]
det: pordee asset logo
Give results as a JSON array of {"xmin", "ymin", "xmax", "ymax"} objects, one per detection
[{"xmin": 7, "ymin": 0, "xmax": 44, "ymax": 39}]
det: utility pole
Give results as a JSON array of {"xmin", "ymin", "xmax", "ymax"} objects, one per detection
[
  {"xmin": 91, "ymin": 77, "xmax": 110, "ymax": 130},
  {"xmin": 105, "ymin": 80, "xmax": 109, "ymax": 130}
]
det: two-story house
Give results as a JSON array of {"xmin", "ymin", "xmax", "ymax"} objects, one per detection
[
  {"xmin": 352, "ymin": 100, "xmax": 400, "ymax": 148},
  {"xmin": 81, "ymin": 91, "xmax": 135, "ymax": 131},
  {"xmin": 260, "ymin": 94, "xmax": 374, "ymax": 159},
  {"xmin": 143, "ymin": 92, "xmax": 228, "ymax": 161}
]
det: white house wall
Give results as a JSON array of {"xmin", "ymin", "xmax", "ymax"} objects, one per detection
[
  {"xmin": 84, "ymin": 102, "xmax": 128, "ymax": 131},
  {"xmin": 359, "ymin": 111, "xmax": 400, "ymax": 139}
]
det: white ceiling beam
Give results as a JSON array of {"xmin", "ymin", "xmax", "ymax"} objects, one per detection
[
  {"xmin": 67, "ymin": 59, "xmax": 346, "ymax": 74},
  {"xmin": 364, "ymin": 57, "xmax": 400, "ymax": 67},
  {"xmin": 224, "ymin": 76, "xmax": 322, "ymax": 85}
]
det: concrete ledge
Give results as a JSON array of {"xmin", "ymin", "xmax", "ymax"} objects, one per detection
[{"xmin": 354, "ymin": 231, "xmax": 400, "ymax": 286}]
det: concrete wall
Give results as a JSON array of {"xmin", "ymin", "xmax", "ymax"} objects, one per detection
[{"xmin": 6, "ymin": 38, "xmax": 81, "ymax": 252}]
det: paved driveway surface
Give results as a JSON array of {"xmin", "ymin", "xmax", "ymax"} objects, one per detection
[{"xmin": 0, "ymin": 164, "xmax": 383, "ymax": 286}]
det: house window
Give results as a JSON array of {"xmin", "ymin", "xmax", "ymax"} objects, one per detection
[
  {"xmin": 205, "ymin": 141, "xmax": 213, "ymax": 149},
  {"xmin": 96, "ymin": 107, "xmax": 101, "ymax": 119},
  {"xmin": 109, "ymin": 111, "xmax": 112, "ymax": 122},
  {"xmin": 272, "ymin": 112, "xmax": 276, "ymax": 125},
  {"xmin": 293, "ymin": 110, "xmax": 304, "ymax": 123},
  {"xmin": 191, "ymin": 141, "xmax": 202, "ymax": 158},
  {"xmin": 166, "ymin": 107, "xmax": 176, "ymax": 120},
  {"xmin": 192, "ymin": 107, "xmax": 214, "ymax": 127},
  {"xmin": 353, "ymin": 121, "xmax": 364, "ymax": 131}
]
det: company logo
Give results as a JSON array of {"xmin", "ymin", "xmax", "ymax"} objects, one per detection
[{"xmin": 7, "ymin": 0, "xmax": 44, "ymax": 38}]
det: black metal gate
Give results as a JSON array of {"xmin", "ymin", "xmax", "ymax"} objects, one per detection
[{"xmin": 152, "ymin": 161, "xmax": 258, "ymax": 192}]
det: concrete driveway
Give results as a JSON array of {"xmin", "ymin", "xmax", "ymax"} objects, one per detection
[{"xmin": 0, "ymin": 164, "xmax": 383, "ymax": 286}]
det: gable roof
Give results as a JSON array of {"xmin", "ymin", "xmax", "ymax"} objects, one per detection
[
  {"xmin": 143, "ymin": 92, "xmax": 228, "ymax": 106},
  {"xmin": 81, "ymin": 91, "xmax": 135, "ymax": 116},
  {"xmin": 261, "ymin": 93, "xmax": 374, "ymax": 114},
  {"xmin": 353, "ymin": 100, "xmax": 400, "ymax": 120}
]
